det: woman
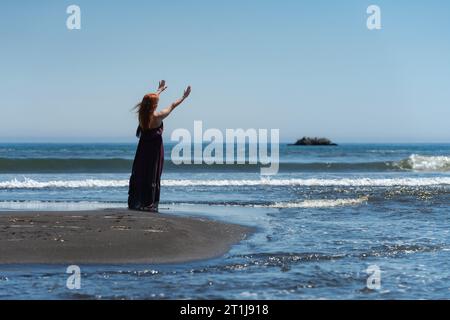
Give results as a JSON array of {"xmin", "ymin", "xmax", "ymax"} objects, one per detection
[{"xmin": 128, "ymin": 80, "xmax": 191, "ymax": 212}]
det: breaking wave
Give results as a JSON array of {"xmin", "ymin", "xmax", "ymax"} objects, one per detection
[
  {"xmin": 0, "ymin": 197, "xmax": 368, "ymax": 210},
  {"xmin": 1, "ymin": 177, "xmax": 449, "ymax": 189},
  {"xmin": 0, "ymin": 154, "xmax": 448, "ymax": 173},
  {"xmin": 395, "ymin": 154, "xmax": 450, "ymax": 171},
  {"xmin": 260, "ymin": 197, "xmax": 369, "ymax": 208}
]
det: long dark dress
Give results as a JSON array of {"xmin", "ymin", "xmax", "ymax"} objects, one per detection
[{"xmin": 128, "ymin": 123, "xmax": 164, "ymax": 211}]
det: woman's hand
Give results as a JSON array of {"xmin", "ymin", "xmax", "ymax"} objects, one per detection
[
  {"xmin": 157, "ymin": 80, "xmax": 167, "ymax": 94},
  {"xmin": 154, "ymin": 85, "xmax": 192, "ymax": 120},
  {"xmin": 182, "ymin": 86, "xmax": 191, "ymax": 100}
]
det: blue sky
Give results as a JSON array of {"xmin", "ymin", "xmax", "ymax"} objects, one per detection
[{"xmin": 1, "ymin": 0, "xmax": 449, "ymax": 142}]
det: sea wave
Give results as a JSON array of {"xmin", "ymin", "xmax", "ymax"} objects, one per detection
[
  {"xmin": 0, "ymin": 154, "xmax": 449, "ymax": 173},
  {"xmin": 1, "ymin": 177, "xmax": 449, "ymax": 189},
  {"xmin": 167, "ymin": 177, "xmax": 450, "ymax": 187},
  {"xmin": 0, "ymin": 158, "xmax": 132, "ymax": 173},
  {"xmin": 261, "ymin": 197, "xmax": 369, "ymax": 208},
  {"xmin": 0, "ymin": 178, "xmax": 128, "ymax": 189},
  {"xmin": 396, "ymin": 154, "xmax": 450, "ymax": 171},
  {"xmin": 0, "ymin": 197, "xmax": 367, "ymax": 210},
  {"xmin": 169, "ymin": 197, "xmax": 369, "ymax": 208},
  {"xmin": 0, "ymin": 200, "xmax": 126, "ymax": 211}
]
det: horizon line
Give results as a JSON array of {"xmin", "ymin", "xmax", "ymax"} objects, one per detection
[{"xmin": 0, "ymin": 140, "xmax": 449, "ymax": 145}]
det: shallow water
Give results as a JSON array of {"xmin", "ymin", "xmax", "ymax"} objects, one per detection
[{"xmin": 0, "ymin": 143, "xmax": 449, "ymax": 299}]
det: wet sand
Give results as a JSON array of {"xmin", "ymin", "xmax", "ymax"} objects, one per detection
[{"xmin": 0, "ymin": 209, "xmax": 252, "ymax": 264}]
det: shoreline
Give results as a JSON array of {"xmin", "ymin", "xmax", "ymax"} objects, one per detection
[{"xmin": 0, "ymin": 209, "xmax": 253, "ymax": 264}]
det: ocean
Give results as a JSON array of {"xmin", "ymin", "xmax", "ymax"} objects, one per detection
[{"xmin": 0, "ymin": 143, "xmax": 449, "ymax": 299}]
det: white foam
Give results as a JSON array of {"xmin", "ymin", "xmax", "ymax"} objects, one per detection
[
  {"xmin": 0, "ymin": 198, "xmax": 367, "ymax": 211},
  {"xmin": 0, "ymin": 200, "xmax": 125, "ymax": 211},
  {"xmin": 0, "ymin": 176, "xmax": 449, "ymax": 189},
  {"xmin": 0, "ymin": 177, "xmax": 128, "ymax": 189},
  {"xmin": 163, "ymin": 177, "xmax": 450, "ymax": 187},
  {"xmin": 402, "ymin": 154, "xmax": 450, "ymax": 171},
  {"xmin": 263, "ymin": 197, "xmax": 369, "ymax": 208}
]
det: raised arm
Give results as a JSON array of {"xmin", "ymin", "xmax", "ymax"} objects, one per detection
[{"xmin": 155, "ymin": 86, "xmax": 191, "ymax": 120}]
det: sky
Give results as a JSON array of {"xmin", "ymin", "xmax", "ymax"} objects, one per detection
[{"xmin": 1, "ymin": 0, "xmax": 450, "ymax": 143}]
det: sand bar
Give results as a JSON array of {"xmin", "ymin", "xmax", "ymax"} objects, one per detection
[{"xmin": 0, "ymin": 209, "xmax": 252, "ymax": 264}]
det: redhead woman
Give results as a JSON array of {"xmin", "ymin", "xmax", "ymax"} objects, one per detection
[{"xmin": 128, "ymin": 80, "xmax": 191, "ymax": 212}]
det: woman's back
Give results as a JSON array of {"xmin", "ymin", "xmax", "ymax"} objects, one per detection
[{"xmin": 128, "ymin": 81, "xmax": 191, "ymax": 212}]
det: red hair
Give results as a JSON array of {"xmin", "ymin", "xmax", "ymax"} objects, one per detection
[{"xmin": 134, "ymin": 93, "xmax": 159, "ymax": 133}]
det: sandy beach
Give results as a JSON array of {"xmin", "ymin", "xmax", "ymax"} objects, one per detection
[{"xmin": 0, "ymin": 209, "xmax": 252, "ymax": 264}]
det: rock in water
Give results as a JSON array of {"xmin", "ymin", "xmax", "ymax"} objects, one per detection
[{"xmin": 290, "ymin": 137, "xmax": 338, "ymax": 146}]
